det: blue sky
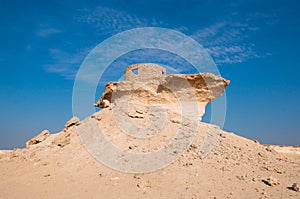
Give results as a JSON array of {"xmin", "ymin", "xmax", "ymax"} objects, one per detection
[{"xmin": 0, "ymin": 0, "xmax": 300, "ymax": 149}]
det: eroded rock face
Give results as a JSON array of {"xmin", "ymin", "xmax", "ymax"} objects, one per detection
[
  {"xmin": 26, "ymin": 130, "xmax": 51, "ymax": 148},
  {"xmin": 65, "ymin": 116, "xmax": 80, "ymax": 129},
  {"xmin": 94, "ymin": 64, "xmax": 229, "ymax": 121},
  {"xmin": 124, "ymin": 63, "xmax": 166, "ymax": 82}
]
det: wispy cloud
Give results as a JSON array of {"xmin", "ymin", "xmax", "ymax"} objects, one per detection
[
  {"xmin": 190, "ymin": 9, "xmax": 277, "ymax": 64},
  {"xmin": 45, "ymin": 48, "xmax": 91, "ymax": 79},
  {"xmin": 77, "ymin": 6, "xmax": 163, "ymax": 35},
  {"xmin": 45, "ymin": 5, "xmax": 276, "ymax": 79},
  {"xmin": 36, "ymin": 28, "xmax": 62, "ymax": 37},
  {"xmin": 191, "ymin": 22, "xmax": 260, "ymax": 64},
  {"xmin": 44, "ymin": 6, "xmax": 165, "ymax": 80}
]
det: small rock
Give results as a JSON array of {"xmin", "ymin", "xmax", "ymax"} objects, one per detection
[
  {"xmin": 290, "ymin": 183, "xmax": 300, "ymax": 192},
  {"xmin": 26, "ymin": 130, "xmax": 51, "ymax": 148},
  {"xmin": 91, "ymin": 114, "xmax": 102, "ymax": 121},
  {"xmin": 65, "ymin": 116, "xmax": 80, "ymax": 129},
  {"xmin": 236, "ymin": 175, "xmax": 246, "ymax": 180},
  {"xmin": 273, "ymin": 168, "xmax": 283, "ymax": 174},
  {"xmin": 265, "ymin": 146, "xmax": 273, "ymax": 152},
  {"xmin": 111, "ymin": 177, "xmax": 119, "ymax": 181},
  {"xmin": 261, "ymin": 191, "xmax": 267, "ymax": 196},
  {"xmin": 258, "ymin": 152, "xmax": 266, "ymax": 158},
  {"xmin": 183, "ymin": 162, "xmax": 193, "ymax": 166},
  {"xmin": 170, "ymin": 119, "xmax": 181, "ymax": 124},
  {"xmin": 102, "ymin": 99, "xmax": 110, "ymax": 108},
  {"xmin": 262, "ymin": 176, "xmax": 280, "ymax": 186},
  {"xmin": 133, "ymin": 174, "xmax": 141, "ymax": 179},
  {"xmin": 145, "ymin": 180, "xmax": 152, "ymax": 188},
  {"xmin": 221, "ymin": 167, "xmax": 230, "ymax": 171}
]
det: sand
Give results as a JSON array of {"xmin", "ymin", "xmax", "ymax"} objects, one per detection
[{"xmin": 0, "ymin": 109, "xmax": 299, "ymax": 199}]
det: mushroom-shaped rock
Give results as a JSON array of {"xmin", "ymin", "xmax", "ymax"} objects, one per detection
[{"xmin": 94, "ymin": 64, "xmax": 229, "ymax": 122}]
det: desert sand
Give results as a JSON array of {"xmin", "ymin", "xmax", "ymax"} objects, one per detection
[{"xmin": 0, "ymin": 64, "xmax": 299, "ymax": 198}]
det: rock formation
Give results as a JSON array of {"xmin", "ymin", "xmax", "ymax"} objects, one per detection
[
  {"xmin": 0, "ymin": 64, "xmax": 299, "ymax": 198},
  {"xmin": 26, "ymin": 130, "xmax": 51, "ymax": 148},
  {"xmin": 94, "ymin": 63, "xmax": 230, "ymax": 121}
]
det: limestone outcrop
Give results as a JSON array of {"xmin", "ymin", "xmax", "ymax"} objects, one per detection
[
  {"xmin": 26, "ymin": 130, "xmax": 51, "ymax": 148},
  {"xmin": 1, "ymin": 63, "xmax": 300, "ymax": 198},
  {"xmin": 94, "ymin": 63, "xmax": 230, "ymax": 120}
]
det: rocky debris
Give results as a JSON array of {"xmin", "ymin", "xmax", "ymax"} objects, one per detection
[
  {"xmin": 236, "ymin": 175, "xmax": 247, "ymax": 180},
  {"xmin": 52, "ymin": 131, "xmax": 72, "ymax": 147},
  {"xmin": 268, "ymin": 145, "xmax": 300, "ymax": 156},
  {"xmin": 133, "ymin": 174, "xmax": 142, "ymax": 179},
  {"xmin": 65, "ymin": 116, "xmax": 80, "ymax": 129},
  {"xmin": 262, "ymin": 176, "xmax": 280, "ymax": 186},
  {"xmin": 101, "ymin": 99, "xmax": 110, "ymax": 108},
  {"xmin": 0, "ymin": 150, "xmax": 10, "ymax": 160},
  {"xmin": 44, "ymin": 174, "xmax": 51, "ymax": 177},
  {"xmin": 26, "ymin": 130, "xmax": 51, "ymax": 148},
  {"xmin": 290, "ymin": 183, "xmax": 300, "ymax": 192},
  {"xmin": 51, "ymin": 117, "xmax": 80, "ymax": 147},
  {"xmin": 1, "ymin": 64, "xmax": 300, "ymax": 198},
  {"xmin": 127, "ymin": 110, "xmax": 145, "ymax": 118},
  {"xmin": 23, "ymin": 117, "xmax": 81, "ymax": 151},
  {"xmin": 94, "ymin": 82, "xmax": 117, "ymax": 108},
  {"xmin": 91, "ymin": 112, "xmax": 102, "ymax": 121}
]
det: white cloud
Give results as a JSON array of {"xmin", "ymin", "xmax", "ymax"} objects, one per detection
[
  {"xmin": 190, "ymin": 8, "xmax": 278, "ymax": 65},
  {"xmin": 190, "ymin": 21, "xmax": 261, "ymax": 64},
  {"xmin": 45, "ymin": 6, "xmax": 273, "ymax": 80},
  {"xmin": 44, "ymin": 7, "xmax": 168, "ymax": 80},
  {"xmin": 45, "ymin": 48, "xmax": 91, "ymax": 79},
  {"xmin": 77, "ymin": 7, "xmax": 163, "ymax": 35},
  {"xmin": 36, "ymin": 28, "xmax": 62, "ymax": 37}
]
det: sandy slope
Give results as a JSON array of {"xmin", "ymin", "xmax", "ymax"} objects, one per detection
[
  {"xmin": 1, "ymin": 67, "xmax": 299, "ymax": 198},
  {"xmin": 0, "ymin": 108, "xmax": 299, "ymax": 199}
]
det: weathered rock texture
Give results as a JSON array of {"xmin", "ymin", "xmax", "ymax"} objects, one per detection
[
  {"xmin": 124, "ymin": 63, "xmax": 166, "ymax": 82},
  {"xmin": 1, "ymin": 112, "xmax": 300, "ymax": 198},
  {"xmin": 94, "ymin": 64, "xmax": 230, "ymax": 120},
  {"xmin": 64, "ymin": 116, "xmax": 80, "ymax": 129},
  {"xmin": 1, "ymin": 64, "xmax": 299, "ymax": 198},
  {"xmin": 26, "ymin": 130, "xmax": 51, "ymax": 148}
]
